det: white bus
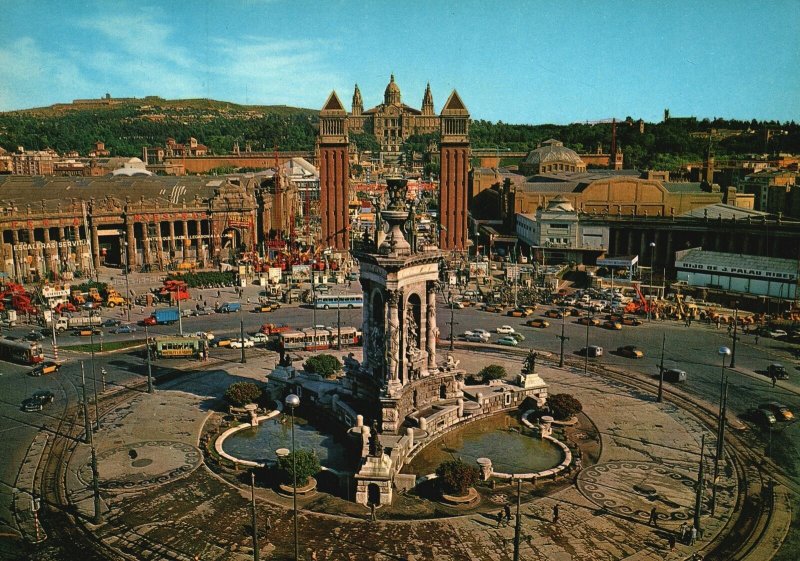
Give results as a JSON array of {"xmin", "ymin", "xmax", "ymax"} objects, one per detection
[{"xmin": 313, "ymin": 293, "xmax": 364, "ymax": 310}]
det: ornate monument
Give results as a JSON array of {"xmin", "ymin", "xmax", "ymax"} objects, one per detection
[{"xmin": 353, "ymin": 177, "xmax": 461, "ymax": 435}]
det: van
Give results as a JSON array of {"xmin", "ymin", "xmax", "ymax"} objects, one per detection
[
  {"xmin": 219, "ymin": 302, "xmax": 241, "ymax": 313},
  {"xmin": 581, "ymin": 345, "xmax": 603, "ymax": 358},
  {"xmin": 664, "ymin": 368, "xmax": 687, "ymax": 383}
]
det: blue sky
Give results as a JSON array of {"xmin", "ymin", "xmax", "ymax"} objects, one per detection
[{"xmin": 1, "ymin": 0, "xmax": 798, "ymax": 124}]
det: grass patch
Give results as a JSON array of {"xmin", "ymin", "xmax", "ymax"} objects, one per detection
[{"xmin": 61, "ymin": 339, "xmax": 145, "ymax": 353}]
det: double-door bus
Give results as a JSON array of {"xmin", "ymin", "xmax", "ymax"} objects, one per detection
[
  {"xmin": 313, "ymin": 294, "xmax": 363, "ymax": 310},
  {"xmin": 153, "ymin": 336, "xmax": 205, "ymax": 358},
  {"xmin": 0, "ymin": 337, "xmax": 44, "ymax": 364}
]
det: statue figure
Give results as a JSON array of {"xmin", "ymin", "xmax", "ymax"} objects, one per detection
[
  {"xmin": 406, "ymin": 312, "xmax": 420, "ymax": 358},
  {"xmin": 523, "ymin": 350, "xmax": 539, "ymax": 374},
  {"xmin": 445, "ymin": 354, "xmax": 460, "ymax": 370},
  {"xmin": 368, "ymin": 420, "xmax": 383, "ymax": 457},
  {"xmin": 344, "ymin": 352, "xmax": 360, "ymax": 374}
]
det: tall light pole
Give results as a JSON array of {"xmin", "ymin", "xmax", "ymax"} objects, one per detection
[
  {"xmin": 712, "ymin": 346, "xmax": 731, "ymax": 515},
  {"xmin": 90, "ymin": 330, "xmax": 100, "ymax": 431},
  {"xmin": 648, "ymin": 241, "xmax": 656, "ymax": 322},
  {"xmin": 694, "ymin": 434, "xmax": 706, "ymax": 533},
  {"xmin": 584, "ymin": 309, "xmax": 592, "ymax": 375},
  {"xmin": 311, "ymin": 260, "xmax": 317, "ymax": 350},
  {"xmin": 557, "ymin": 307, "xmax": 569, "ymax": 368},
  {"xmin": 240, "ymin": 300, "xmax": 246, "ymax": 364},
  {"xmin": 657, "ymin": 332, "xmax": 666, "ymax": 403},
  {"xmin": 176, "ymin": 287, "xmax": 183, "ymax": 337},
  {"xmin": 123, "ymin": 240, "xmax": 131, "ymax": 323},
  {"xmin": 250, "ymin": 471, "xmax": 260, "ymax": 561},
  {"xmin": 284, "ymin": 393, "xmax": 301, "ymax": 561}
]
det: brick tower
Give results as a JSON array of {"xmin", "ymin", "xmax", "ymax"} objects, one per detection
[
  {"xmin": 319, "ymin": 91, "xmax": 350, "ymax": 250},
  {"xmin": 438, "ymin": 90, "xmax": 470, "ymax": 251}
]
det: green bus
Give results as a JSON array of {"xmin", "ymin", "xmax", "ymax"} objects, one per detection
[{"xmin": 153, "ymin": 336, "xmax": 205, "ymax": 359}]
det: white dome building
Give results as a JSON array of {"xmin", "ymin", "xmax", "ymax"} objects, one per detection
[{"xmin": 520, "ymin": 139, "xmax": 586, "ymax": 176}]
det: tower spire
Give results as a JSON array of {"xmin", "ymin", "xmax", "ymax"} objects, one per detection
[{"xmin": 422, "ymin": 82, "xmax": 434, "ymax": 115}]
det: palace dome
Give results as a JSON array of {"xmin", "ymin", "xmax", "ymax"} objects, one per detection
[
  {"xmin": 524, "ymin": 139, "xmax": 583, "ymax": 166},
  {"xmin": 384, "ymin": 74, "xmax": 401, "ymax": 105}
]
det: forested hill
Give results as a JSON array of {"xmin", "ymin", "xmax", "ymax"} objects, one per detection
[{"xmin": 0, "ymin": 96, "xmax": 798, "ymax": 171}]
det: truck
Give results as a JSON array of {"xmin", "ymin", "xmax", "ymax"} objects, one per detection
[
  {"xmin": 105, "ymin": 289, "xmax": 128, "ymax": 308},
  {"xmin": 55, "ymin": 315, "xmax": 103, "ymax": 332},
  {"xmin": 87, "ymin": 288, "xmax": 103, "ymax": 304},
  {"xmin": 146, "ymin": 308, "xmax": 180, "ymax": 325}
]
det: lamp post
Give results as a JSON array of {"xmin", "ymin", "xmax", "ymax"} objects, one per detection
[
  {"xmin": 311, "ymin": 260, "xmax": 317, "ymax": 350},
  {"xmin": 557, "ymin": 307, "xmax": 569, "ymax": 368},
  {"xmin": 712, "ymin": 346, "xmax": 731, "ymax": 515},
  {"xmin": 284, "ymin": 393, "xmax": 301, "ymax": 561},
  {"xmin": 240, "ymin": 299, "xmax": 246, "ymax": 364},
  {"xmin": 584, "ymin": 309, "xmax": 592, "ymax": 375},
  {"xmin": 648, "ymin": 241, "xmax": 656, "ymax": 322},
  {"xmin": 90, "ymin": 330, "xmax": 100, "ymax": 431},
  {"xmin": 694, "ymin": 433, "xmax": 706, "ymax": 533},
  {"xmin": 250, "ymin": 471, "xmax": 260, "ymax": 561},
  {"xmin": 123, "ymin": 241, "xmax": 131, "ymax": 323},
  {"xmin": 144, "ymin": 324, "xmax": 153, "ymax": 394},
  {"xmin": 657, "ymin": 332, "xmax": 666, "ymax": 403}
]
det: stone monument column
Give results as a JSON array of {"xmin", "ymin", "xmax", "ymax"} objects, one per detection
[
  {"xmin": 426, "ymin": 281, "xmax": 438, "ymax": 370},
  {"xmin": 386, "ymin": 289, "xmax": 401, "ymax": 394}
]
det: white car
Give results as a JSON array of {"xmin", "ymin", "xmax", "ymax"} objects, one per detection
[
  {"xmin": 251, "ymin": 332, "xmax": 270, "ymax": 344},
  {"xmin": 230, "ymin": 338, "xmax": 255, "ymax": 349},
  {"xmin": 767, "ymin": 329, "xmax": 788, "ymax": 339},
  {"xmin": 496, "ymin": 325, "xmax": 515, "ymax": 334},
  {"xmin": 194, "ymin": 331, "xmax": 215, "ymax": 341}
]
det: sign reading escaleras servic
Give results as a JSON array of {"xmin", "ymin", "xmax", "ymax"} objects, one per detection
[{"xmin": 13, "ymin": 239, "xmax": 89, "ymax": 252}]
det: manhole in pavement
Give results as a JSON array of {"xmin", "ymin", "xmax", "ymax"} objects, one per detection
[{"xmin": 132, "ymin": 458, "xmax": 153, "ymax": 468}]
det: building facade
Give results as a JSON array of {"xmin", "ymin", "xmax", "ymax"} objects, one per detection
[{"xmin": 0, "ymin": 175, "xmax": 272, "ymax": 281}]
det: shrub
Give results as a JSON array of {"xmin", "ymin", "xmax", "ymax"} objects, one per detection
[
  {"xmin": 278, "ymin": 449, "xmax": 320, "ymax": 486},
  {"xmin": 477, "ymin": 364, "xmax": 507, "ymax": 383},
  {"xmin": 224, "ymin": 382, "xmax": 262, "ymax": 407},
  {"xmin": 436, "ymin": 459, "xmax": 480, "ymax": 496},
  {"xmin": 547, "ymin": 393, "xmax": 583, "ymax": 421},
  {"xmin": 303, "ymin": 354, "xmax": 342, "ymax": 378}
]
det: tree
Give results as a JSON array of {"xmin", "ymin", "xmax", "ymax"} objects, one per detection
[
  {"xmin": 303, "ymin": 354, "xmax": 342, "ymax": 378},
  {"xmin": 278, "ymin": 449, "xmax": 320, "ymax": 486},
  {"xmin": 435, "ymin": 459, "xmax": 479, "ymax": 496},
  {"xmin": 547, "ymin": 393, "xmax": 583, "ymax": 421},
  {"xmin": 477, "ymin": 364, "xmax": 507, "ymax": 383},
  {"xmin": 224, "ymin": 382, "xmax": 262, "ymax": 407}
]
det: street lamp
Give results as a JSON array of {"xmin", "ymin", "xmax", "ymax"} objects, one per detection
[
  {"xmin": 712, "ymin": 346, "xmax": 731, "ymax": 515},
  {"xmin": 584, "ymin": 309, "xmax": 592, "ymax": 375},
  {"xmin": 557, "ymin": 307, "xmax": 569, "ymax": 368},
  {"xmin": 729, "ymin": 301, "xmax": 739, "ymax": 369},
  {"xmin": 648, "ymin": 241, "xmax": 656, "ymax": 322},
  {"xmin": 284, "ymin": 393, "xmax": 301, "ymax": 561},
  {"xmin": 311, "ymin": 260, "xmax": 317, "ymax": 351}
]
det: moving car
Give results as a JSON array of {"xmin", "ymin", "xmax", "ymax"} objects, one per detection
[
  {"xmin": 526, "ymin": 319, "xmax": 550, "ymax": 328},
  {"xmin": 507, "ymin": 308, "xmax": 531, "ymax": 318},
  {"xmin": 193, "ymin": 307, "xmax": 216, "ymax": 316},
  {"xmin": 663, "ymin": 368, "xmax": 687, "ymax": 383},
  {"xmin": 577, "ymin": 317, "xmax": 601, "ymax": 326},
  {"xmin": 25, "ymin": 331, "xmax": 45, "ymax": 341},
  {"xmin": 210, "ymin": 337, "xmax": 232, "ymax": 348},
  {"xmin": 111, "ymin": 325, "xmax": 137, "ymax": 334},
  {"xmin": 544, "ymin": 309, "xmax": 564, "ymax": 319},
  {"xmin": 766, "ymin": 329, "xmax": 788, "ymax": 339},
  {"xmin": 102, "ymin": 319, "xmax": 122, "ymax": 328},
  {"xmin": 73, "ymin": 327, "xmax": 102, "ymax": 337},
  {"xmin": 759, "ymin": 402, "xmax": 794, "ymax": 422},
  {"xmin": 496, "ymin": 325, "xmax": 516, "ymax": 334},
  {"xmin": 602, "ymin": 320, "xmax": 622, "ymax": 330},
  {"xmin": 496, "ymin": 336, "xmax": 519, "ymax": 347},
  {"xmin": 31, "ymin": 361, "xmax": 61, "ymax": 376},
  {"xmin": 745, "ymin": 407, "xmax": 777, "ymax": 428},
  {"xmin": 22, "ymin": 390, "xmax": 55, "ymax": 411},
  {"xmin": 465, "ymin": 334, "xmax": 489, "ymax": 343},
  {"xmin": 251, "ymin": 332, "xmax": 270, "ymax": 345},
  {"xmin": 483, "ymin": 305, "xmax": 504, "ymax": 313},
  {"xmin": 579, "ymin": 345, "xmax": 603, "ymax": 358},
  {"xmin": 617, "ymin": 345, "xmax": 644, "ymax": 358},
  {"xmin": 509, "ymin": 332, "xmax": 525, "ymax": 342},
  {"xmin": 621, "ymin": 316, "xmax": 643, "ymax": 326},
  {"xmin": 193, "ymin": 331, "xmax": 215, "ymax": 341}
]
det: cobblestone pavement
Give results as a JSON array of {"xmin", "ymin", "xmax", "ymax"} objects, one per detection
[{"xmin": 65, "ymin": 351, "xmax": 737, "ymax": 560}]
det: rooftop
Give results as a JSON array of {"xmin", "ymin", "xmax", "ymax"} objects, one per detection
[
  {"xmin": 676, "ymin": 248, "xmax": 797, "ymax": 274},
  {"xmin": 679, "ymin": 203, "xmax": 770, "ymax": 220}
]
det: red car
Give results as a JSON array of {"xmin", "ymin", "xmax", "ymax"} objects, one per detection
[{"xmin": 142, "ymin": 316, "xmax": 157, "ymax": 326}]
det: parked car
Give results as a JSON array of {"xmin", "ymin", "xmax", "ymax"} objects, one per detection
[
  {"xmin": 231, "ymin": 338, "xmax": 255, "ymax": 349},
  {"xmin": 526, "ymin": 319, "xmax": 550, "ymax": 328},
  {"xmin": 602, "ymin": 320, "xmax": 622, "ymax": 330},
  {"xmin": 621, "ymin": 316, "xmax": 643, "ymax": 326},
  {"xmin": 617, "ymin": 345, "xmax": 644, "ymax": 358},
  {"xmin": 496, "ymin": 325, "xmax": 516, "ymax": 334},
  {"xmin": 759, "ymin": 402, "xmax": 794, "ymax": 422},
  {"xmin": 579, "ymin": 345, "xmax": 604, "ymax": 358},
  {"xmin": 767, "ymin": 363, "xmax": 789, "ymax": 380},
  {"xmin": 31, "ymin": 361, "xmax": 61, "ymax": 376},
  {"xmin": 112, "ymin": 325, "xmax": 137, "ymax": 334},
  {"xmin": 251, "ymin": 332, "xmax": 270, "ymax": 345},
  {"xmin": 663, "ymin": 368, "xmax": 687, "ymax": 383},
  {"xmin": 496, "ymin": 336, "xmax": 519, "ymax": 347},
  {"xmin": 507, "ymin": 308, "xmax": 530, "ymax": 318},
  {"xmin": 193, "ymin": 307, "xmax": 216, "ymax": 316},
  {"xmin": 193, "ymin": 331, "xmax": 215, "ymax": 341},
  {"xmin": 544, "ymin": 309, "xmax": 564, "ymax": 319},
  {"xmin": 509, "ymin": 332, "xmax": 525, "ymax": 342},
  {"xmin": 577, "ymin": 316, "xmax": 600, "ymax": 326},
  {"xmin": 465, "ymin": 334, "xmax": 489, "ymax": 343},
  {"xmin": 766, "ymin": 329, "xmax": 788, "ymax": 339},
  {"xmin": 483, "ymin": 305, "xmax": 504, "ymax": 313},
  {"xmin": 210, "ymin": 337, "xmax": 232, "ymax": 348}
]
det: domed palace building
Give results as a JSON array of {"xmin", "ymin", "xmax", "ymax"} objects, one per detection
[
  {"xmin": 347, "ymin": 75, "xmax": 439, "ymax": 157},
  {"xmin": 518, "ymin": 139, "xmax": 587, "ymax": 176}
]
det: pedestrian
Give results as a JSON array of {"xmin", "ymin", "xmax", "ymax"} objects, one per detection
[
  {"xmin": 669, "ymin": 533, "xmax": 676, "ymax": 551},
  {"xmin": 772, "ymin": 373, "xmax": 777, "ymax": 388},
  {"xmin": 680, "ymin": 522, "xmax": 688, "ymax": 544},
  {"xmin": 370, "ymin": 502, "xmax": 377, "ymax": 522},
  {"xmin": 690, "ymin": 525, "xmax": 697, "ymax": 545},
  {"xmin": 496, "ymin": 510, "xmax": 504, "ymax": 527},
  {"xmin": 140, "ymin": 306, "xmax": 144, "ymax": 314},
  {"xmin": 648, "ymin": 506, "xmax": 658, "ymax": 526},
  {"xmin": 504, "ymin": 503, "xmax": 511, "ymax": 525},
  {"xmin": 552, "ymin": 504, "xmax": 559, "ymax": 523},
  {"xmin": 217, "ymin": 290, "xmax": 221, "ymax": 298},
  {"xmin": 754, "ymin": 333, "xmax": 759, "ymax": 345}
]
